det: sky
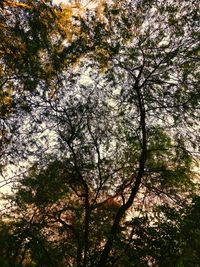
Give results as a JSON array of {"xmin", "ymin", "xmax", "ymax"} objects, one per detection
[{"xmin": 53, "ymin": 0, "xmax": 64, "ymax": 4}]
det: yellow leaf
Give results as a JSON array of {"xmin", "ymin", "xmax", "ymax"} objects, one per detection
[
  {"xmin": 2, "ymin": 95, "xmax": 11, "ymax": 106},
  {"xmin": 4, "ymin": 0, "xmax": 31, "ymax": 9}
]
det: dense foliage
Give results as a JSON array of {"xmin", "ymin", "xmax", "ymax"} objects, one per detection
[{"xmin": 0, "ymin": 0, "xmax": 199, "ymax": 266}]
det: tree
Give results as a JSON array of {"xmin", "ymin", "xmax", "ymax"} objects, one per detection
[
  {"xmin": 126, "ymin": 195, "xmax": 200, "ymax": 267},
  {"xmin": 0, "ymin": 0, "xmax": 199, "ymax": 266}
]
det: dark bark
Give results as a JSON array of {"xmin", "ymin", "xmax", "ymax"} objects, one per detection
[
  {"xmin": 97, "ymin": 74, "xmax": 147, "ymax": 267},
  {"xmin": 83, "ymin": 191, "xmax": 90, "ymax": 267}
]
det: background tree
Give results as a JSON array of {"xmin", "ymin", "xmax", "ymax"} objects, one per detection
[{"xmin": 0, "ymin": 0, "xmax": 199, "ymax": 266}]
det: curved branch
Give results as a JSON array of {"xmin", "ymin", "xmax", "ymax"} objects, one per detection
[{"xmin": 97, "ymin": 78, "xmax": 147, "ymax": 267}]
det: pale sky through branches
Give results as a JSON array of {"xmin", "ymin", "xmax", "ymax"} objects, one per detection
[{"xmin": 53, "ymin": 0, "xmax": 66, "ymax": 4}]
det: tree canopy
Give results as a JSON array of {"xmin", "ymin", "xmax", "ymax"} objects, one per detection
[{"xmin": 0, "ymin": 0, "xmax": 199, "ymax": 266}]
